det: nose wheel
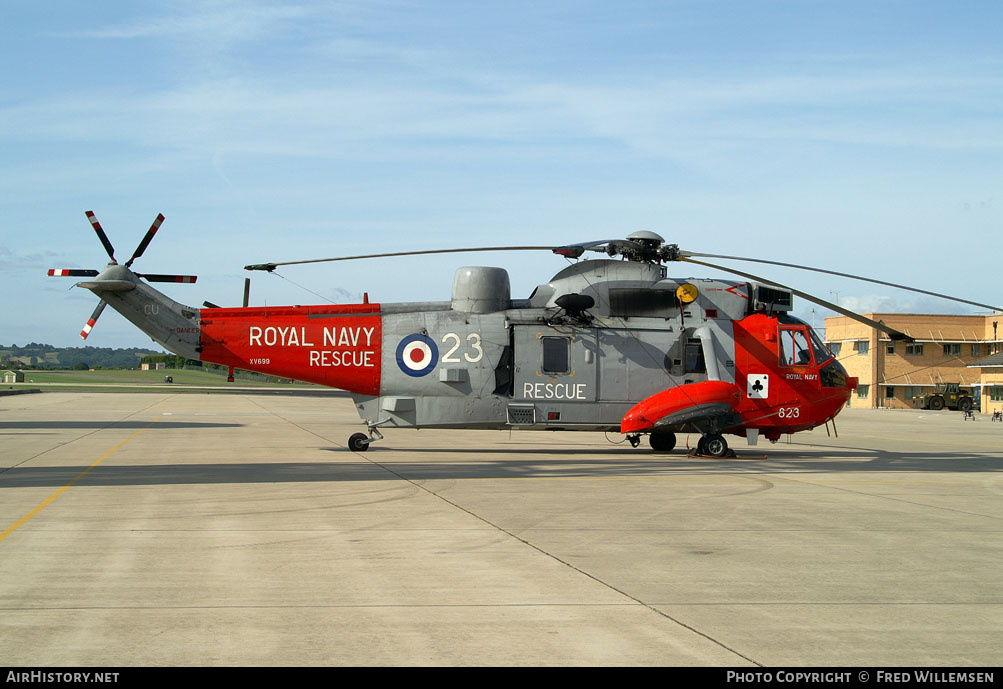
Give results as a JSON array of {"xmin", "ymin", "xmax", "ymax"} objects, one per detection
[{"xmin": 649, "ymin": 432, "xmax": 677, "ymax": 452}]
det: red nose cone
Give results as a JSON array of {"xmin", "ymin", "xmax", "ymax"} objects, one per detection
[{"xmin": 621, "ymin": 410, "xmax": 653, "ymax": 434}]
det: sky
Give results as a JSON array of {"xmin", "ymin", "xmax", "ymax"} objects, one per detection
[{"xmin": 2, "ymin": 0, "xmax": 1002, "ymax": 349}]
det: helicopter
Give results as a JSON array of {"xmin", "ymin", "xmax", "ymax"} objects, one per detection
[{"xmin": 48, "ymin": 212, "xmax": 1002, "ymax": 457}]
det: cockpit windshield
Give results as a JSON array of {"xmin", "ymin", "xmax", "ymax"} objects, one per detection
[{"xmin": 806, "ymin": 326, "xmax": 834, "ymax": 365}]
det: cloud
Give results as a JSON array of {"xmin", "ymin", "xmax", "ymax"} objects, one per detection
[
  {"xmin": 0, "ymin": 246, "xmax": 63, "ymax": 271},
  {"xmin": 835, "ymin": 294, "xmax": 984, "ymax": 316},
  {"xmin": 58, "ymin": 0, "xmax": 313, "ymax": 45}
]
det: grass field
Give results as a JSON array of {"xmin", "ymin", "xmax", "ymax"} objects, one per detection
[{"xmin": 4, "ymin": 368, "xmax": 319, "ymax": 391}]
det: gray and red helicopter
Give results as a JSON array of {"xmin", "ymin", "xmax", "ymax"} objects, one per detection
[{"xmin": 48, "ymin": 212, "xmax": 999, "ymax": 456}]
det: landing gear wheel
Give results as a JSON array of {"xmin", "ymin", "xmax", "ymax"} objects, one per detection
[
  {"xmin": 649, "ymin": 432, "xmax": 676, "ymax": 452},
  {"xmin": 928, "ymin": 396, "xmax": 945, "ymax": 411},
  {"xmin": 702, "ymin": 434, "xmax": 729, "ymax": 458},
  {"xmin": 348, "ymin": 433, "xmax": 370, "ymax": 452}
]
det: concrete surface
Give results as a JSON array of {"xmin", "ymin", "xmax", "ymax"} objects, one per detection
[{"xmin": 1, "ymin": 392, "xmax": 1000, "ymax": 666}]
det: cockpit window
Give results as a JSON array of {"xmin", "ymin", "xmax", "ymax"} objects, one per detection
[{"xmin": 779, "ymin": 328, "xmax": 813, "ymax": 366}]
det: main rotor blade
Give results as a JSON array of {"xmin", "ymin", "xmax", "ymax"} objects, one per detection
[
  {"xmin": 80, "ymin": 300, "xmax": 107, "ymax": 340},
  {"xmin": 681, "ymin": 251, "xmax": 1003, "ymax": 313},
  {"xmin": 245, "ymin": 246, "xmax": 554, "ymax": 272},
  {"xmin": 679, "ymin": 256, "xmax": 915, "ymax": 341},
  {"xmin": 125, "ymin": 213, "xmax": 165, "ymax": 267},
  {"xmin": 86, "ymin": 211, "xmax": 116, "ymax": 262},
  {"xmin": 138, "ymin": 273, "xmax": 197, "ymax": 284}
]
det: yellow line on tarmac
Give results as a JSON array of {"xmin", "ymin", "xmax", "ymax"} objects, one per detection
[{"xmin": 0, "ymin": 415, "xmax": 163, "ymax": 544}]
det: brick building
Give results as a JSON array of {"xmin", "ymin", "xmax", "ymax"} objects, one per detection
[
  {"xmin": 824, "ymin": 313, "xmax": 999, "ymax": 410},
  {"xmin": 967, "ymin": 351, "xmax": 1003, "ymax": 416}
]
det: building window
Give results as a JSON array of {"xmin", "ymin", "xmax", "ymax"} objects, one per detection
[
  {"xmin": 886, "ymin": 386, "xmax": 895, "ymax": 398},
  {"xmin": 887, "ymin": 344, "xmax": 895, "ymax": 354},
  {"xmin": 855, "ymin": 341, "xmax": 869, "ymax": 355},
  {"xmin": 991, "ymin": 387, "xmax": 1003, "ymax": 402},
  {"xmin": 829, "ymin": 342, "xmax": 841, "ymax": 355},
  {"xmin": 857, "ymin": 384, "xmax": 869, "ymax": 399},
  {"xmin": 906, "ymin": 343, "xmax": 924, "ymax": 356},
  {"xmin": 972, "ymin": 344, "xmax": 981, "ymax": 356},
  {"xmin": 943, "ymin": 344, "xmax": 961, "ymax": 356}
]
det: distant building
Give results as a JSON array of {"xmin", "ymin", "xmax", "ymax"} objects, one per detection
[
  {"xmin": 825, "ymin": 313, "xmax": 997, "ymax": 410},
  {"xmin": 3, "ymin": 370, "xmax": 25, "ymax": 383},
  {"xmin": 967, "ymin": 351, "xmax": 1003, "ymax": 416}
]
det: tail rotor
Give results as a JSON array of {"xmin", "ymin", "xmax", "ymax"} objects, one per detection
[{"xmin": 47, "ymin": 211, "xmax": 198, "ymax": 339}]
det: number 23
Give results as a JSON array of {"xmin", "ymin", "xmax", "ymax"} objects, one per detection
[{"xmin": 441, "ymin": 333, "xmax": 483, "ymax": 363}]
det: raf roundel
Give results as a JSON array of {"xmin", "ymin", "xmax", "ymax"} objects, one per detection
[{"xmin": 396, "ymin": 334, "xmax": 439, "ymax": 377}]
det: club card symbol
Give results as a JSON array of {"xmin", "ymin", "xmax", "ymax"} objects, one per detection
[
  {"xmin": 747, "ymin": 373, "xmax": 769, "ymax": 399},
  {"xmin": 396, "ymin": 334, "xmax": 438, "ymax": 377}
]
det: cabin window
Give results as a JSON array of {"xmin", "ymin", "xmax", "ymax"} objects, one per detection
[
  {"xmin": 541, "ymin": 337, "xmax": 570, "ymax": 374},
  {"xmin": 684, "ymin": 338, "xmax": 706, "ymax": 373},
  {"xmin": 779, "ymin": 328, "xmax": 813, "ymax": 366}
]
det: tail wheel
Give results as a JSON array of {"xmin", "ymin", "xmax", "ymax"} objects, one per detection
[
  {"xmin": 649, "ymin": 432, "xmax": 676, "ymax": 452},
  {"xmin": 928, "ymin": 396, "xmax": 945, "ymax": 411},
  {"xmin": 702, "ymin": 434, "xmax": 729, "ymax": 457},
  {"xmin": 348, "ymin": 433, "xmax": 370, "ymax": 452}
]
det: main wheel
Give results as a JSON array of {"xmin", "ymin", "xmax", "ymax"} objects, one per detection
[
  {"xmin": 958, "ymin": 397, "xmax": 973, "ymax": 412},
  {"xmin": 649, "ymin": 432, "xmax": 676, "ymax": 452},
  {"xmin": 702, "ymin": 434, "xmax": 729, "ymax": 458},
  {"xmin": 928, "ymin": 396, "xmax": 945, "ymax": 411},
  {"xmin": 348, "ymin": 432, "xmax": 370, "ymax": 452}
]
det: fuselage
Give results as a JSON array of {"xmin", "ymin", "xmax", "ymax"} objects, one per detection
[{"xmin": 87, "ymin": 258, "xmax": 854, "ymax": 441}]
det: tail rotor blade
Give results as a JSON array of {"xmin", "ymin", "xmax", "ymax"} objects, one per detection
[
  {"xmin": 86, "ymin": 211, "xmax": 117, "ymax": 263},
  {"xmin": 125, "ymin": 213, "xmax": 165, "ymax": 267},
  {"xmin": 48, "ymin": 269, "xmax": 99, "ymax": 277},
  {"xmin": 80, "ymin": 300, "xmax": 107, "ymax": 340}
]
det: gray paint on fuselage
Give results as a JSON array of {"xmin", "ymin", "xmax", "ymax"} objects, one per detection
[{"xmin": 354, "ymin": 260, "xmax": 748, "ymax": 432}]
